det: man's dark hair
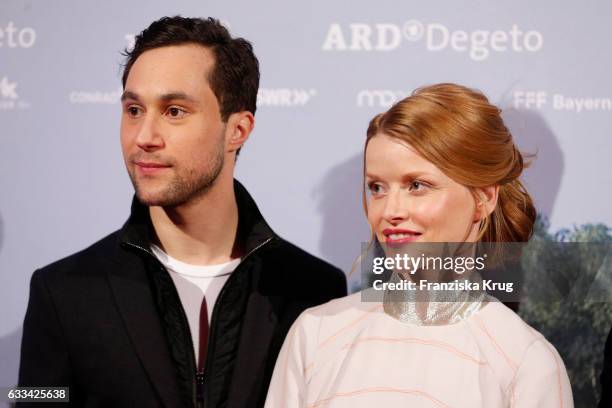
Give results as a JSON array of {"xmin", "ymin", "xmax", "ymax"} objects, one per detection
[{"xmin": 122, "ymin": 16, "xmax": 259, "ymax": 121}]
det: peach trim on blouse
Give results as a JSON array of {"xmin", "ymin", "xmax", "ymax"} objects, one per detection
[
  {"xmin": 340, "ymin": 336, "xmax": 489, "ymax": 366},
  {"xmin": 474, "ymin": 316, "xmax": 519, "ymax": 372},
  {"xmin": 317, "ymin": 304, "xmax": 383, "ymax": 348},
  {"xmin": 307, "ymin": 386, "xmax": 451, "ymax": 408}
]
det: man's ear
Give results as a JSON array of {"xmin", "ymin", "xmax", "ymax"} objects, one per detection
[
  {"xmin": 225, "ymin": 111, "xmax": 254, "ymax": 153},
  {"xmin": 473, "ymin": 185, "xmax": 499, "ymax": 221}
]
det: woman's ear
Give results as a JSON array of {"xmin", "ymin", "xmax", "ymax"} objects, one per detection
[
  {"xmin": 474, "ymin": 185, "xmax": 499, "ymax": 221},
  {"xmin": 225, "ymin": 111, "xmax": 254, "ymax": 153}
]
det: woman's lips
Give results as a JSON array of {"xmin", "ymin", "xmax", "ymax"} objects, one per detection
[{"xmin": 383, "ymin": 228, "xmax": 423, "ymax": 246}]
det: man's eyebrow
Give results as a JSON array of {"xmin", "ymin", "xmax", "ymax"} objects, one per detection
[
  {"xmin": 120, "ymin": 91, "xmax": 141, "ymax": 102},
  {"xmin": 159, "ymin": 92, "xmax": 198, "ymax": 104},
  {"xmin": 120, "ymin": 91, "xmax": 199, "ymax": 104}
]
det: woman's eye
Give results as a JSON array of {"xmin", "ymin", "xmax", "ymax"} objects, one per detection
[
  {"xmin": 368, "ymin": 183, "xmax": 385, "ymax": 195},
  {"xmin": 409, "ymin": 181, "xmax": 428, "ymax": 192}
]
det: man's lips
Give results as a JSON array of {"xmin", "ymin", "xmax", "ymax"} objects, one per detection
[
  {"xmin": 134, "ymin": 161, "xmax": 171, "ymax": 175},
  {"xmin": 382, "ymin": 228, "xmax": 423, "ymax": 245}
]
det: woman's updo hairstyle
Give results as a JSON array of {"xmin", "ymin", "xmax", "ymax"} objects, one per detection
[{"xmin": 365, "ymin": 83, "xmax": 536, "ymax": 242}]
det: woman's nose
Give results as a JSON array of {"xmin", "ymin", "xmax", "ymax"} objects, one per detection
[{"xmin": 383, "ymin": 189, "xmax": 409, "ymax": 223}]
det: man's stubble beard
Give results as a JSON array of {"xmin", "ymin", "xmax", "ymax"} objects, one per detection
[{"xmin": 130, "ymin": 137, "xmax": 226, "ymax": 208}]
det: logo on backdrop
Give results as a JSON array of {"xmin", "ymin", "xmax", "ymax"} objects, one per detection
[
  {"xmin": 258, "ymin": 88, "xmax": 317, "ymax": 107},
  {"xmin": 0, "ymin": 76, "xmax": 30, "ymax": 110},
  {"xmin": 513, "ymin": 90, "xmax": 612, "ymax": 113},
  {"xmin": 322, "ymin": 21, "xmax": 543, "ymax": 61},
  {"xmin": 357, "ymin": 89, "xmax": 408, "ymax": 108},
  {"xmin": 69, "ymin": 87, "xmax": 122, "ymax": 105},
  {"xmin": 0, "ymin": 22, "xmax": 36, "ymax": 48},
  {"xmin": 357, "ymin": 89, "xmax": 612, "ymax": 112},
  {"xmin": 0, "ymin": 77, "xmax": 17, "ymax": 99}
]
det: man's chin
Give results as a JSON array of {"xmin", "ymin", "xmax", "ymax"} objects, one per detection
[
  {"xmin": 134, "ymin": 190, "xmax": 183, "ymax": 208},
  {"xmin": 132, "ymin": 174, "xmax": 219, "ymax": 208}
]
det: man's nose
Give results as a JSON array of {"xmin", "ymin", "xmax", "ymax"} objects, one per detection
[{"xmin": 135, "ymin": 115, "xmax": 164, "ymax": 151}]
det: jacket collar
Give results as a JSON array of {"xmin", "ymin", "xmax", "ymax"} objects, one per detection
[{"xmin": 118, "ymin": 179, "xmax": 277, "ymax": 256}]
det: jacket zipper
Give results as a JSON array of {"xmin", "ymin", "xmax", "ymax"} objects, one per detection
[
  {"xmin": 124, "ymin": 242, "xmax": 199, "ymax": 406},
  {"xmin": 201, "ymin": 236, "xmax": 274, "ymax": 408},
  {"xmin": 125, "ymin": 236, "xmax": 274, "ymax": 408}
]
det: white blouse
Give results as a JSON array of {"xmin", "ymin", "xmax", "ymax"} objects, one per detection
[{"xmin": 265, "ymin": 292, "xmax": 573, "ymax": 408}]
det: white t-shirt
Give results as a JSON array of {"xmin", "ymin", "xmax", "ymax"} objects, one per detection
[{"xmin": 150, "ymin": 244, "xmax": 241, "ymax": 363}]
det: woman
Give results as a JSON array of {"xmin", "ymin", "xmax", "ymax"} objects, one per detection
[{"xmin": 264, "ymin": 83, "xmax": 573, "ymax": 407}]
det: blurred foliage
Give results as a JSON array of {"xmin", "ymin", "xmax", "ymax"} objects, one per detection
[{"xmin": 519, "ymin": 216, "xmax": 612, "ymax": 408}]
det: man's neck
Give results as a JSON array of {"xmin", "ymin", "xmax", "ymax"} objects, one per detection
[{"xmin": 149, "ymin": 180, "xmax": 240, "ymax": 266}]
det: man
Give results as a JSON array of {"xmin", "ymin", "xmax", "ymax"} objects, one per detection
[{"xmin": 19, "ymin": 16, "xmax": 346, "ymax": 408}]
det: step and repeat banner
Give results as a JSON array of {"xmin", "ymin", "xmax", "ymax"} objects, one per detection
[{"xmin": 1, "ymin": 1, "xmax": 611, "ymax": 406}]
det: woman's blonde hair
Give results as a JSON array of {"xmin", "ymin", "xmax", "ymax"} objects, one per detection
[{"xmin": 364, "ymin": 83, "xmax": 536, "ymax": 243}]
